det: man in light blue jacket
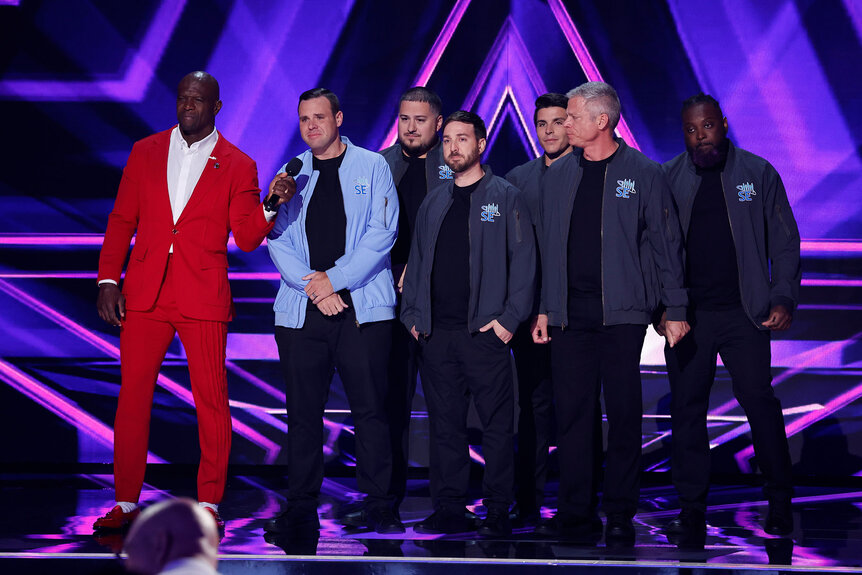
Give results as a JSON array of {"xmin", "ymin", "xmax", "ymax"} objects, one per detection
[{"xmin": 263, "ymin": 88, "xmax": 402, "ymax": 536}]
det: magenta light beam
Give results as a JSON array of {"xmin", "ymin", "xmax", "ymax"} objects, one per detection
[
  {"xmin": 379, "ymin": 0, "xmax": 472, "ymax": 149},
  {"xmin": 0, "ymin": 1, "xmax": 186, "ymax": 101},
  {"xmin": 547, "ymin": 0, "xmax": 640, "ymax": 150},
  {"xmin": 0, "ymin": 278, "xmax": 281, "ymax": 463},
  {"xmin": 0, "ymin": 357, "xmax": 166, "ymax": 463}
]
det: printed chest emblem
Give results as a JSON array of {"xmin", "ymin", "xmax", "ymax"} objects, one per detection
[
  {"xmin": 481, "ymin": 202, "xmax": 501, "ymax": 222},
  {"xmin": 736, "ymin": 182, "xmax": 757, "ymax": 202},
  {"xmin": 353, "ymin": 177, "xmax": 370, "ymax": 195},
  {"xmin": 616, "ymin": 178, "xmax": 637, "ymax": 198}
]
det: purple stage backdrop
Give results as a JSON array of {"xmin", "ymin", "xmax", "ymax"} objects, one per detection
[{"xmin": 1, "ymin": 0, "xmax": 860, "ymax": 479}]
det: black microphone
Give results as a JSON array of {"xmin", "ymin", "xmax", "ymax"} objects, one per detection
[{"xmin": 264, "ymin": 157, "xmax": 303, "ymax": 211}]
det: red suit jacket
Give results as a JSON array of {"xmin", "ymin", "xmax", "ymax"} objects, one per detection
[{"xmin": 98, "ymin": 128, "xmax": 274, "ymax": 322}]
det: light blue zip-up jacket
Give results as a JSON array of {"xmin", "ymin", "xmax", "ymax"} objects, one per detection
[{"xmin": 267, "ymin": 137, "xmax": 400, "ymax": 327}]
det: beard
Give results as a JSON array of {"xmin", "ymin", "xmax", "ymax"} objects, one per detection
[
  {"xmin": 446, "ymin": 148, "xmax": 479, "ymax": 173},
  {"xmin": 690, "ymin": 139, "xmax": 728, "ymax": 168},
  {"xmin": 401, "ymin": 135, "xmax": 438, "ymax": 158}
]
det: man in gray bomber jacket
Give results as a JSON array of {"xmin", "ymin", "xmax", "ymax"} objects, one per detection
[
  {"xmin": 532, "ymin": 82, "xmax": 689, "ymax": 545},
  {"xmin": 659, "ymin": 93, "xmax": 800, "ymax": 540},
  {"xmin": 401, "ymin": 111, "xmax": 535, "ymax": 538}
]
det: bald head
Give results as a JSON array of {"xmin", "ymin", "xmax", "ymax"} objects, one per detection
[
  {"xmin": 179, "ymin": 71, "xmax": 219, "ymax": 99},
  {"xmin": 124, "ymin": 498, "xmax": 219, "ymax": 575},
  {"xmin": 176, "ymin": 71, "xmax": 222, "ymax": 145}
]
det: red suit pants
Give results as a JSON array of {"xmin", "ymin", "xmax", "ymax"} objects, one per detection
[{"xmin": 113, "ymin": 257, "xmax": 231, "ymax": 504}]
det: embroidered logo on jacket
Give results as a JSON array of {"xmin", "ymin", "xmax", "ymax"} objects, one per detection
[
  {"xmin": 615, "ymin": 178, "xmax": 637, "ymax": 198},
  {"xmin": 480, "ymin": 203, "xmax": 501, "ymax": 222},
  {"xmin": 353, "ymin": 177, "xmax": 369, "ymax": 195},
  {"xmin": 438, "ymin": 165, "xmax": 454, "ymax": 180},
  {"xmin": 736, "ymin": 182, "xmax": 757, "ymax": 202}
]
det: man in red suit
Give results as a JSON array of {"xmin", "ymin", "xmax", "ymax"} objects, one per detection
[{"xmin": 94, "ymin": 71, "xmax": 293, "ymax": 530}]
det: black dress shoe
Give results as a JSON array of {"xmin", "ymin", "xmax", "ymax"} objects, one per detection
[
  {"xmin": 605, "ymin": 513, "xmax": 635, "ymax": 546},
  {"xmin": 509, "ymin": 503, "xmax": 540, "ymax": 527},
  {"xmin": 764, "ymin": 498, "xmax": 793, "ymax": 536},
  {"xmin": 414, "ymin": 508, "xmax": 472, "ymax": 534},
  {"xmin": 264, "ymin": 529, "xmax": 320, "ymax": 555},
  {"xmin": 534, "ymin": 515, "xmax": 560, "ymax": 537},
  {"xmin": 264, "ymin": 506, "xmax": 320, "ymax": 534},
  {"xmin": 366, "ymin": 506, "xmax": 406, "ymax": 534},
  {"xmin": 663, "ymin": 509, "xmax": 706, "ymax": 535},
  {"xmin": 663, "ymin": 509, "xmax": 706, "ymax": 549},
  {"xmin": 534, "ymin": 513, "xmax": 602, "ymax": 544},
  {"xmin": 338, "ymin": 500, "xmax": 366, "ymax": 527},
  {"xmin": 478, "ymin": 506, "xmax": 512, "ymax": 538}
]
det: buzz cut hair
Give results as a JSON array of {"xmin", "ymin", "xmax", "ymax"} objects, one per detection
[
  {"xmin": 533, "ymin": 93, "xmax": 569, "ymax": 125},
  {"xmin": 442, "ymin": 110, "xmax": 487, "ymax": 141},
  {"xmin": 400, "ymin": 86, "xmax": 443, "ymax": 118},
  {"xmin": 566, "ymin": 81, "xmax": 621, "ymax": 130},
  {"xmin": 298, "ymin": 88, "xmax": 340, "ymax": 116}
]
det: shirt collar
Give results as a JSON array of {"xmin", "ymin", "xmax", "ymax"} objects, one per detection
[{"xmin": 172, "ymin": 126, "xmax": 218, "ymax": 153}]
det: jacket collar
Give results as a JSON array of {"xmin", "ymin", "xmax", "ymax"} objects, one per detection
[{"xmin": 177, "ymin": 129, "xmax": 233, "ymax": 222}]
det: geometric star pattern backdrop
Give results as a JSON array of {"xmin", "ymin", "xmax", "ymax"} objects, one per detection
[{"xmin": 1, "ymin": 0, "xmax": 860, "ymax": 478}]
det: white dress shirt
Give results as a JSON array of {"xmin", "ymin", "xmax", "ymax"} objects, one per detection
[
  {"xmin": 168, "ymin": 126, "xmax": 219, "ymax": 251},
  {"xmin": 99, "ymin": 126, "xmax": 275, "ymax": 286}
]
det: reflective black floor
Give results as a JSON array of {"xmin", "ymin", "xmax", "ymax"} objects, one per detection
[{"xmin": 3, "ymin": 472, "xmax": 862, "ymax": 574}]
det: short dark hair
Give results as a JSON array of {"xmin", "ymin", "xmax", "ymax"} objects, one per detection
[
  {"xmin": 442, "ymin": 110, "xmax": 487, "ymax": 141},
  {"xmin": 400, "ymin": 86, "xmax": 442, "ymax": 118},
  {"xmin": 298, "ymin": 88, "xmax": 340, "ymax": 116},
  {"xmin": 533, "ymin": 93, "xmax": 568, "ymax": 125},
  {"xmin": 681, "ymin": 93, "xmax": 723, "ymax": 118}
]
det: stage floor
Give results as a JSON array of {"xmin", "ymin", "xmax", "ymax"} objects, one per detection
[{"xmin": 2, "ymin": 473, "xmax": 862, "ymax": 574}]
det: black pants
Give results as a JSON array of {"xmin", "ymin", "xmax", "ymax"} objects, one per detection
[
  {"xmin": 419, "ymin": 327, "xmax": 514, "ymax": 511},
  {"xmin": 275, "ymin": 307, "xmax": 394, "ymax": 510},
  {"xmin": 385, "ymin": 315, "xmax": 423, "ymax": 506},
  {"xmin": 550, "ymin": 307, "xmax": 646, "ymax": 519},
  {"xmin": 511, "ymin": 321, "xmax": 553, "ymax": 512},
  {"xmin": 665, "ymin": 306, "xmax": 793, "ymax": 511}
]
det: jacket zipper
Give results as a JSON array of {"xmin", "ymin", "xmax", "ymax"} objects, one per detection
[
  {"xmin": 600, "ymin": 163, "xmax": 608, "ymax": 326},
  {"xmin": 721, "ymin": 173, "xmax": 757, "ymax": 327},
  {"xmin": 561, "ymin": 176, "xmax": 578, "ymax": 331},
  {"xmin": 425, "ymin": 196, "xmax": 451, "ymax": 337},
  {"xmin": 384, "ymin": 197, "xmax": 388, "ymax": 228},
  {"xmin": 515, "ymin": 208, "xmax": 522, "ymax": 243},
  {"xmin": 468, "ymin": 192, "xmax": 474, "ymax": 332}
]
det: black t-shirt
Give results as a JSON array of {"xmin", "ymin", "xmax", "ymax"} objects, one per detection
[
  {"xmin": 567, "ymin": 149, "xmax": 617, "ymax": 299},
  {"xmin": 307, "ymin": 149, "xmax": 347, "ymax": 272},
  {"xmin": 392, "ymin": 154, "xmax": 427, "ymax": 266},
  {"xmin": 306, "ymin": 148, "xmax": 351, "ymax": 309},
  {"xmin": 431, "ymin": 179, "xmax": 480, "ymax": 329},
  {"xmin": 686, "ymin": 160, "xmax": 741, "ymax": 310}
]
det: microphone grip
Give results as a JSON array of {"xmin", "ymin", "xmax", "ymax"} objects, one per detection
[
  {"xmin": 265, "ymin": 158, "xmax": 303, "ymax": 211},
  {"xmin": 264, "ymin": 188, "xmax": 282, "ymax": 211}
]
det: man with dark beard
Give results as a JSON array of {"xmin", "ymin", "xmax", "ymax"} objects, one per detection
[
  {"xmin": 379, "ymin": 87, "xmax": 448, "ymax": 515},
  {"xmin": 660, "ymin": 93, "xmax": 801, "ymax": 540},
  {"xmin": 401, "ymin": 111, "xmax": 535, "ymax": 537}
]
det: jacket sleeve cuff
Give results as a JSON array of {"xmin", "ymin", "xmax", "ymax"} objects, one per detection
[
  {"xmin": 665, "ymin": 306, "xmax": 687, "ymax": 322},
  {"xmin": 770, "ymin": 296, "xmax": 796, "ymax": 312},
  {"xmin": 326, "ymin": 266, "xmax": 348, "ymax": 293},
  {"xmin": 497, "ymin": 313, "xmax": 519, "ymax": 335}
]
